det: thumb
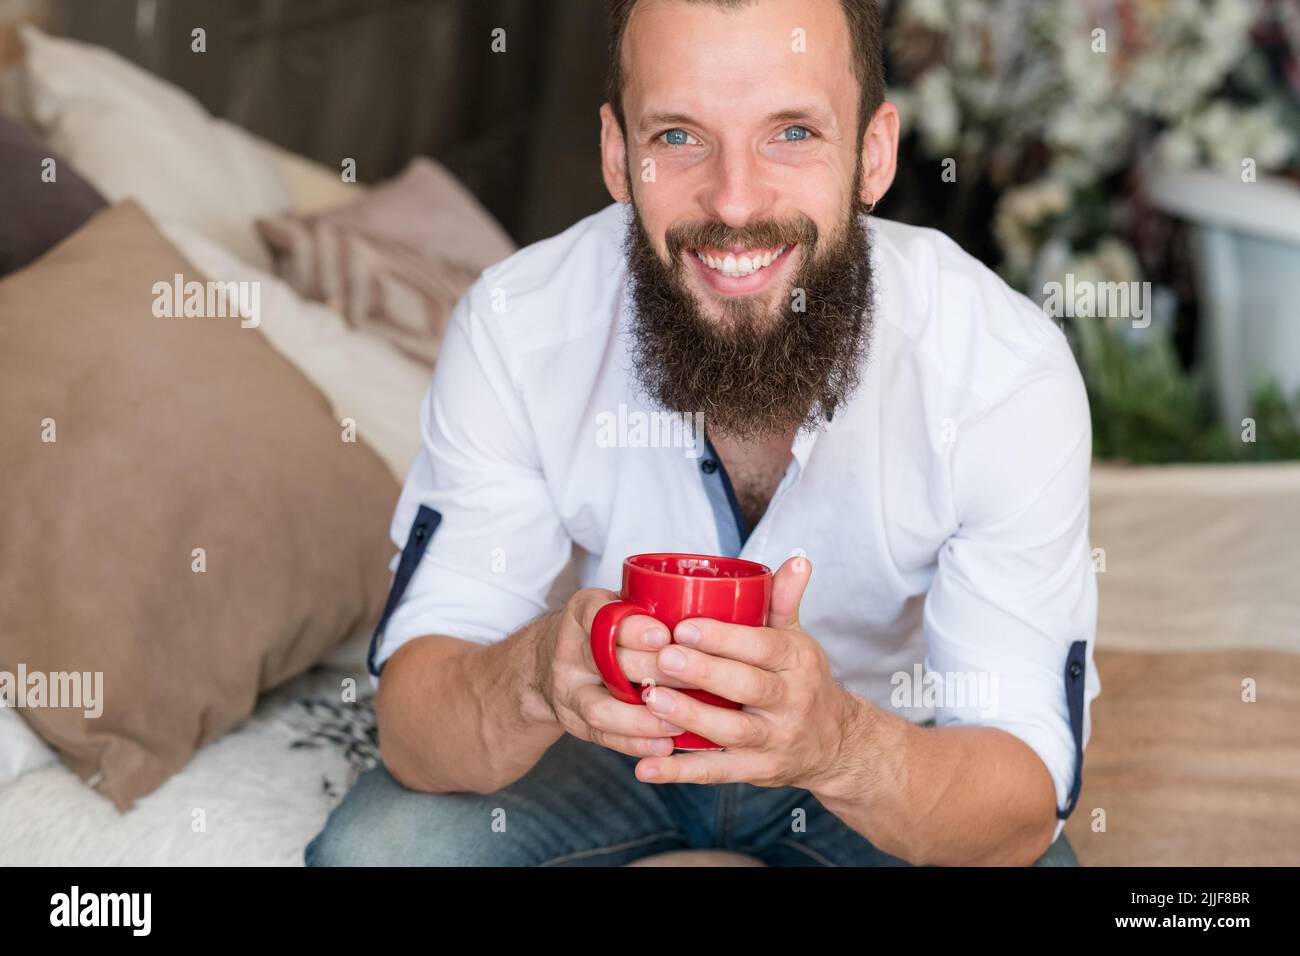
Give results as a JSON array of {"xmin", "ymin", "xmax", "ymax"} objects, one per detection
[{"xmin": 767, "ymin": 554, "xmax": 811, "ymax": 631}]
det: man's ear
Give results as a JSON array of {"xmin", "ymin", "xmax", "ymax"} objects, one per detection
[
  {"xmin": 600, "ymin": 102, "xmax": 633, "ymax": 205},
  {"xmin": 859, "ymin": 101, "xmax": 900, "ymax": 209}
]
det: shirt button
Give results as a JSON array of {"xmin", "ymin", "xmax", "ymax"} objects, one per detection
[
  {"xmin": 1069, "ymin": 661, "xmax": 1083, "ymax": 679},
  {"xmin": 701, "ymin": 459, "xmax": 718, "ymax": 475}
]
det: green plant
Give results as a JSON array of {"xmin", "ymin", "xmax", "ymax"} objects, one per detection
[
  {"xmin": 1068, "ymin": 317, "xmax": 1300, "ymax": 463},
  {"xmin": 1244, "ymin": 378, "xmax": 1300, "ymax": 459}
]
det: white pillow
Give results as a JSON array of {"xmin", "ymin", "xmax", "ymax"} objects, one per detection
[
  {"xmin": 0, "ymin": 708, "xmax": 57, "ymax": 790},
  {"xmin": 19, "ymin": 25, "xmax": 290, "ymax": 269},
  {"xmin": 160, "ymin": 222, "xmax": 431, "ymax": 483}
]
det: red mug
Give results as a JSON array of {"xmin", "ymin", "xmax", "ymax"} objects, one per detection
[{"xmin": 590, "ymin": 552, "xmax": 773, "ymax": 750}]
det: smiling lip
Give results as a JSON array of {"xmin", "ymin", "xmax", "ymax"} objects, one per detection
[{"xmin": 686, "ymin": 242, "xmax": 796, "ymax": 296}]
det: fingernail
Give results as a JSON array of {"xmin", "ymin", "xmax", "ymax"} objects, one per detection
[
  {"xmin": 643, "ymin": 766, "xmax": 660, "ymax": 780},
  {"xmin": 675, "ymin": 622, "xmax": 700, "ymax": 645},
  {"xmin": 645, "ymin": 627, "xmax": 670, "ymax": 648},
  {"xmin": 647, "ymin": 688, "xmax": 674, "ymax": 714},
  {"xmin": 654, "ymin": 738, "xmax": 674, "ymax": 755},
  {"xmin": 660, "ymin": 646, "xmax": 686, "ymax": 671},
  {"xmin": 660, "ymin": 720, "xmax": 685, "ymax": 734}
]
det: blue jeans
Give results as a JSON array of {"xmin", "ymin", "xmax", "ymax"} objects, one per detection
[{"xmin": 305, "ymin": 732, "xmax": 1079, "ymax": 866}]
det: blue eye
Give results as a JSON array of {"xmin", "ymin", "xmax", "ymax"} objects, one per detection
[
  {"xmin": 778, "ymin": 126, "xmax": 812, "ymax": 142},
  {"xmin": 662, "ymin": 128, "xmax": 695, "ymax": 146}
]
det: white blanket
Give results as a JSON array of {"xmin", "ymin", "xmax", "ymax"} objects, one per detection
[{"xmin": 0, "ymin": 657, "xmax": 368, "ymax": 866}]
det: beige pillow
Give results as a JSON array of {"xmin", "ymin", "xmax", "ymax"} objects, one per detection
[
  {"xmin": 255, "ymin": 138, "xmax": 371, "ymax": 216},
  {"xmin": 160, "ymin": 222, "xmax": 433, "ymax": 484},
  {"xmin": 0, "ymin": 201, "xmax": 399, "ymax": 810}
]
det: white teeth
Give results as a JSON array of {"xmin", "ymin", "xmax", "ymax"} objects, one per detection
[{"xmin": 695, "ymin": 244, "xmax": 786, "ymax": 277}]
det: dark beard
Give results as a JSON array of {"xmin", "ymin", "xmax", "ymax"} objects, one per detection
[{"xmin": 621, "ymin": 194, "xmax": 875, "ymax": 442}]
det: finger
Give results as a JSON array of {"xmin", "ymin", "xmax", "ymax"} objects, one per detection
[
  {"xmin": 635, "ymin": 750, "xmax": 755, "ymax": 785},
  {"xmin": 588, "ymin": 730, "xmax": 677, "ymax": 759},
  {"xmin": 671, "ymin": 617, "xmax": 792, "ymax": 672},
  {"xmin": 579, "ymin": 639, "xmax": 692, "ymax": 688},
  {"xmin": 614, "ymin": 646, "xmax": 695, "ymax": 689},
  {"xmin": 767, "ymin": 555, "xmax": 811, "ymax": 631},
  {"xmin": 614, "ymin": 613, "xmax": 672, "ymax": 651},
  {"xmin": 655, "ymin": 644, "xmax": 782, "ymax": 707},
  {"xmin": 642, "ymin": 685, "xmax": 766, "ymax": 750},
  {"xmin": 574, "ymin": 588, "xmax": 621, "ymax": 633},
  {"xmin": 572, "ymin": 683, "xmax": 686, "ymax": 740}
]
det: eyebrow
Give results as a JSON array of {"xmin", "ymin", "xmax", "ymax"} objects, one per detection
[{"xmin": 638, "ymin": 107, "xmax": 829, "ymax": 134}]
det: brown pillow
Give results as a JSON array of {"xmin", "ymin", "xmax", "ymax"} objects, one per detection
[
  {"xmin": 0, "ymin": 201, "xmax": 399, "ymax": 810},
  {"xmin": 256, "ymin": 156, "xmax": 515, "ymax": 368}
]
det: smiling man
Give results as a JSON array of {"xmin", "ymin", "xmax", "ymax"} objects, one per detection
[{"xmin": 306, "ymin": 0, "xmax": 1099, "ymax": 868}]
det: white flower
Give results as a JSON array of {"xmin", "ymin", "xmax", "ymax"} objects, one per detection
[
  {"xmin": 1155, "ymin": 125, "xmax": 1200, "ymax": 170},
  {"xmin": 1205, "ymin": 104, "xmax": 1296, "ymax": 173},
  {"xmin": 1121, "ymin": 0, "xmax": 1258, "ymax": 119},
  {"xmin": 1164, "ymin": 101, "xmax": 1300, "ymax": 176},
  {"xmin": 1046, "ymin": 100, "xmax": 1130, "ymax": 176},
  {"xmin": 913, "ymin": 68, "xmax": 961, "ymax": 154},
  {"xmin": 1057, "ymin": 237, "xmax": 1144, "ymax": 327},
  {"xmin": 1049, "ymin": 154, "xmax": 1104, "ymax": 190},
  {"xmin": 1094, "ymin": 237, "xmax": 1143, "ymax": 286},
  {"xmin": 994, "ymin": 179, "xmax": 1073, "ymax": 276}
]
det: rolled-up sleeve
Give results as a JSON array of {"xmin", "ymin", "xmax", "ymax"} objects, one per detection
[
  {"xmin": 923, "ymin": 356, "xmax": 1100, "ymax": 845},
  {"xmin": 368, "ymin": 288, "xmax": 571, "ymax": 684}
]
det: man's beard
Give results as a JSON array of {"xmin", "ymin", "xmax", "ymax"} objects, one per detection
[{"xmin": 622, "ymin": 187, "xmax": 876, "ymax": 442}]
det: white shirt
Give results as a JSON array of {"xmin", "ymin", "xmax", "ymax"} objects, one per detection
[{"xmin": 371, "ymin": 202, "xmax": 1100, "ymax": 843}]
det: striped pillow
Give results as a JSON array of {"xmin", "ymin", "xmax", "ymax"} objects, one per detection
[
  {"xmin": 257, "ymin": 214, "xmax": 480, "ymax": 368},
  {"xmin": 256, "ymin": 156, "xmax": 515, "ymax": 368}
]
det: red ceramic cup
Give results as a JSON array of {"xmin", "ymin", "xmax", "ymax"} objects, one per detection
[{"xmin": 590, "ymin": 553, "xmax": 773, "ymax": 751}]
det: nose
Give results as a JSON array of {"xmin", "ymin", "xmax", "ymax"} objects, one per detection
[{"xmin": 699, "ymin": 143, "xmax": 773, "ymax": 230}]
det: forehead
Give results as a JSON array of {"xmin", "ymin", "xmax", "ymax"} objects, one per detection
[{"xmin": 621, "ymin": 0, "xmax": 856, "ymax": 125}]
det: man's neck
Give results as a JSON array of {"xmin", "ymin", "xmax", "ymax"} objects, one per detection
[
  {"xmin": 705, "ymin": 423, "xmax": 798, "ymax": 533},
  {"xmin": 707, "ymin": 423, "xmax": 797, "ymax": 459}
]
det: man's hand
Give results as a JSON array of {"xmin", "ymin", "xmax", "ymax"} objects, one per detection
[
  {"xmin": 631, "ymin": 556, "xmax": 866, "ymax": 790},
  {"xmin": 533, "ymin": 587, "xmax": 690, "ymax": 759}
]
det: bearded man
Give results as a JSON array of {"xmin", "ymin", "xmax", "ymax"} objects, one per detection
[{"xmin": 307, "ymin": 0, "xmax": 1098, "ymax": 868}]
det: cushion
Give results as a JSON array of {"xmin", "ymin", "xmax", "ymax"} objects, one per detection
[
  {"xmin": 254, "ymin": 137, "xmax": 372, "ymax": 216},
  {"xmin": 269, "ymin": 156, "xmax": 515, "ymax": 274},
  {"xmin": 18, "ymin": 25, "xmax": 290, "ymax": 268},
  {"xmin": 160, "ymin": 222, "xmax": 432, "ymax": 482},
  {"xmin": 0, "ymin": 201, "xmax": 399, "ymax": 810},
  {"xmin": 257, "ymin": 157, "xmax": 515, "ymax": 368},
  {"xmin": 0, "ymin": 115, "xmax": 106, "ymax": 276}
]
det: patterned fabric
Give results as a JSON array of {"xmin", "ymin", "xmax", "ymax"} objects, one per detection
[
  {"xmin": 282, "ymin": 694, "xmax": 380, "ymax": 800},
  {"xmin": 257, "ymin": 214, "xmax": 482, "ymax": 368}
]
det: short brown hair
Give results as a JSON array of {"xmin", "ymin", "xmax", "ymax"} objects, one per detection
[{"xmin": 605, "ymin": 0, "xmax": 886, "ymax": 140}]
